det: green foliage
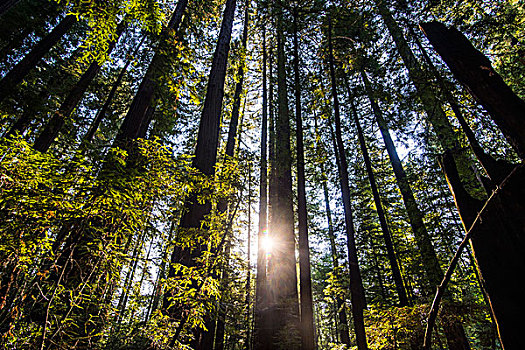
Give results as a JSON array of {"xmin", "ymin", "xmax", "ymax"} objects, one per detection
[
  {"xmin": 56, "ymin": 0, "xmax": 163, "ymax": 63},
  {"xmin": 0, "ymin": 136, "xmax": 237, "ymax": 348}
]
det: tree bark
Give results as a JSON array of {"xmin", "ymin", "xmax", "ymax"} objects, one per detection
[
  {"xmin": 245, "ymin": 171, "xmax": 252, "ymax": 349},
  {"xmin": 292, "ymin": 7, "xmax": 315, "ymax": 350},
  {"xmin": 407, "ymin": 23, "xmax": 513, "ymax": 185},
  {"xmin": 114, "ymin": 0, "xmax": 188, "ymax": 145},
  {"xmin": 265, "ymin": 3, "xmax": 300, "ymax": 348},
  {"xmin": 361, "ymin": 70, "xmax": 473, "ymax": 348},
  {"xmin": 439, "ymin": 153, "xmax": 525, "ymax": 350},
  {"xmin": 33, "ymin": 21, "xmax": 126, "ymax": 152},
  {"xmin": 254, "ymin": 26, "xmax": 271, "ymax": 350},
  {"xmin": 345, "ymin": 79, "xmax": 409, "ymax": 306},
  {"xmin": 203, "ymin": 4, "xmax": 249, "ymax": 347},
  {"xmin": 163, "ymin": 0, "xmax": 237, "ymax": 334},
  {"xmin": 375, "ymin": 0, "xmax": 483, "ymax": 203},
  {"xmin": 327, "ymin": 13, "xmax": 368, "ymax": 350},
  {"xmin": 0, "ymin": 14, "xmax": 76, "ymax": 104},
  {"xmin": 315, "ymin": 109, "xmax": 351, "ymax": 346},
  {"xmin": 420, "ymin": 21, "xmax": 525, "ymax": 159}
]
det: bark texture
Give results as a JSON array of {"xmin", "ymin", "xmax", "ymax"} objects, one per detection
[
  {"xmin": 0, "ymin": 14, "xmax": 76, "ymax": 104},
  {"xmin": 346, "ymin": 85, "xmax": 409, "ymax": 306},
  {"xmin": 440, "ymin": 154, "xmax": 525, "ymax": 350},
  {"xmin": 33, "ymin": 22, "xmax": 126, "ymax": 152},
  {"xmin": 293, "ymin": 7, "xmax": 315, "ymax": 350},
  {"xmin": 254, "ymin": 26, "xmax": 270, "ymax": 350},
  {"xmin": 327, "ymin": 14, "xmax": 368, "ymax": 350},
  {"xmin": 421, "ymin": 21, "xmax": 525, "ymax": 159},
  {"xmin": 265, "ymin": 5, "xmax": 300, "ymax": 348},
  {"xmin": 115, "ymin": 0, "xmax": 188, "ymax": 145}
]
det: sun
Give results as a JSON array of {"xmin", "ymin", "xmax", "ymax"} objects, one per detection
[{"xmin": 262, "ymin": 234, "xmax": 274, "ymax": 253}]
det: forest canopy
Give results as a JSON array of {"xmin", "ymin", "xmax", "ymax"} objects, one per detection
[{"xmin": 0, "ymin": 0, "xmax": 524, "ymax": 349}]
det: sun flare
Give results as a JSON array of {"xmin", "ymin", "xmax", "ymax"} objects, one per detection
[{"xmin": 262, "ymin": 235, "xmax": 273, "ymax": 253}]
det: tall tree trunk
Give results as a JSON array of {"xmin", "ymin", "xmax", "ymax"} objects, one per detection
[
  {"xmin": 315, "ymin": 109, "xmax": 351, "ymax": 346},
  {"xmin": 114, "ymin": 0, "xmax": 188, "ymax": 145},
  {"xmin": 327, "ymin": 14, "xmax": 368, "ymax": 350},
  {"xmin": 33, "ymin": 21, "xmax": 126, "ymax": 152},
  {"xmin": 201, "ymin": 4, "xmax": 249, "ymax": 347},
  {"xmin": 360, "ymin": 68, "xmax": 470, "ymax": 350},
  {"xmin": 421, "ymin": 21, "xmax": 525, "ymax": 350},
  {"xmin": 254, "ymin": 26, "xmax": 270, "ymax": 350},
  {"xmin": 344, "ymin": 79, "xmax": 409, "ymax": 307},
  {"xmin": 0, "ymin": 14, "xmax": 76, "ymax": 104},
  {"xmin": 163, "ymin": 0, "xmax": 237, "ymax": 344},
  {"xmin": 421, "ymin": 21, "xmax": 525, "ymax": 159},
  {"xmin": 225, "ymin": 1, "xmax": 249, "ymax": 157},
  {"xmin": 360, "ymin": 70, "xmax": 441, "ymax": 292},
  {"xmin": 292, "ymin": 7, "xmax": 315, "ymax": 350},
  {"xmin": 82, "ymin": 36, "xmax": 146, "ymax": 143},
  {"xmin": 245, "ymin": 169, "xmax": 252, "ymax": 349},
  {"xmin": 406, "ymin": 23, "xmax": 512, "ymax": 185},
  {"xmin": 375, "ymin": 0, "xmax": 483, "ymax": 204},
  {"xmin": 213, "ymin": 239, "xmax": 231, "ymax": 350},
  {"xmin": 266, "ymin": 3, "xmax": 300, "ymax": 348}
]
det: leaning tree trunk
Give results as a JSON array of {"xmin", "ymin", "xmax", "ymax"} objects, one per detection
[
  {"xmin": 421, "ymin": 21, "xmax": 525, "ymax": 159},
  {"xmin": 33, "ymin": 21, "xmax": 126, "ymax": 152},
  {"xmin": 375, "ymin": 0, "xmax": 483, "ymax": 207},
  {"xmin": 0, "ymin": 14, "xmax": 76, "ymax": 104},
  {"xmin": 345, "ymin": 80, "xmax": 409, "ymax": 306},
  {"xmin": 327, "ymin": 14, "xmax": 368, "ymax": 350},
  {"xmin": 360, "ymin": 70, "xmax": 441, "ymax": 292},
  {"xmin": 406, "ymin": 23, "xmax": 513, "ymax": 185},
  {"xmin": 360, "ymin": 68, "xmax": 471, "ymax": 349},
  {"xmin": 421, "ymin": 21, "xmax": 525, "ymax": 350},
  {"xmin": 292, "ymin": 7, "xmax": 315, "ymax": 350},
  {"xmin": 114, "ymin": 0, "xmax": 188, "ymax": 145}
]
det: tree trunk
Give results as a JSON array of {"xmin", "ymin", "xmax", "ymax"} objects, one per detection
[
  {"xmin": 114, "ymin": 0, "xmax": 188, "ymax": 145},
  {"xmin": 327, "ymin": 14, "xmax": 368, "ymax": 350},
  {"xmin": 0, "ymin": 14, "xmax": 76, "ymax": 104},
  {"xmin": 245, "ymin": 170, "xmax": 252, "ymax": 349},
  {"xmin": 360, "ymin": 70, "xmax": 442, "ymax": 292},
  {"xmin": 439, "ymin": 153, "xmax": 525, "ymax": 350},
  {"xmin": 292, "ymin": 7, "xmax": 315, "ymax": 350},
  {"xmin": 315, "ymin": 108, "xmax": 351, "ymax": 346},
  {"xmin": 407, "ymin": 23, "xmax": 513, "ymax": 185},
  {"xmin": 83, "ymin": 36, "xmax": 145, "ymax": 143},
  {"xmin": 163, "ymin": 0, "xmax": 237, "ymax": 335},
  {"xmin": 421, "ymin": 21, "xmax": 525, "ymax": 159},
  {"xmin": 375, "ymin": 0, "xmax": 483, "ymax": 203},
  {"xmin": 361, "ymin": 69, "xmax": 473, "ymax": 348},
  {"xmin": 225, "ymin": 2, "xmax": 249, "ymax": 157},
  {"xmin": 254, "ymin": 26, "xmax": 270, "ymax": 350},
  {"xmin": 345, "ymin": 79, "xmax": 409, "ymax": 306},
  {"xmin": 265, "ymin": 3, "xmax": 300, "ymax": 348},
  {"xmin": 213, "ymin": 240, "xmax": 232, "ymax": 350},
  {"xmin": 33, "ymin": 21, "xmax": 126, "ymax": 152}
]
